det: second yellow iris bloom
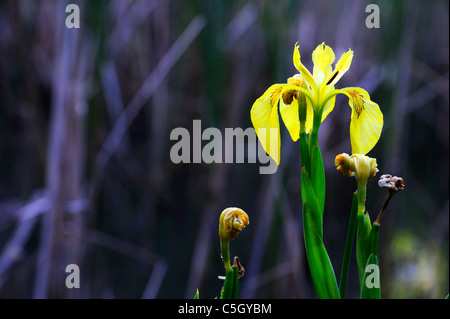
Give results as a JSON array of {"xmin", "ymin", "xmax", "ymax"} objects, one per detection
[{"xmin": 250, "ymin": 42, "xmax": 383, "ymax": 165}]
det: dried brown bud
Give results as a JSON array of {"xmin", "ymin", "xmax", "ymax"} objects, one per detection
[{"xmin": 378, "ymin": 174, "xmax": 405, "ymax": 192}]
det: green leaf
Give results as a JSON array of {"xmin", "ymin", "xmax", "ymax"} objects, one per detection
[
  {"xmin": 368, "ymin": 223, "xmax": 380, "ymax": 256},
  {"xmin": 360, "ymin": 253, "xmax": 381, "ymax": 299},
  {"xmin": 221, "ymin": 266, "xmax": 239, "ymax": 299},
  {"xmin": 310, "ymin": 144, "xmax": 325, "ymax": 215},
  {"xmin": 300, "ymin": 167, "xmax": 323, "ymax": 237},
  {"xmin": 299, "ymin": 131, "xmax": 310, "ymax": 173},
  {"xmin": 221, "ymin": 268, "xmax": 235, "ymax": 299},
  {"xmin": 356, "ymin": 212, "xmax": 372, "ymax": 285},
  {"xmin": 303, "ymin": 203, "xmax": 340, "ymax": 299},
  {"xmin": 339, "ymin": 191, "xmax": 358, "ymax": 299},
  {"xmin": 231, "ymin": 266, "xmax": 239, "ymax": 299},
  {"xmin": 193, "ymin": 289, "xmax": 199, "ymax": 299},
  {"xmin": 359, "ymin": 221, "xmax": 381, "ymax": 298}
]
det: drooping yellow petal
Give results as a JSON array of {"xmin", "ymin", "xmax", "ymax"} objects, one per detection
[
  {"xmin": 279, "ymin": 84, "xmax": 305, "ymax": 142},
  {"xmin": 293, "ymin": 43, "xmax": 316, "ymax": 91},
  {"xmin": 342, "ymin": 88, "xmax": 383, "ymax": 154},
  {"xmin": 312, "ymin": 42, "xmax": 335, "ymax": 86},
  {"xmin": 324, "ymin": 49, "xmax": 353, "ymax": 87},
  {"xmin": 250, "ymin": 84, "xmax": 284, "ymax": 164}
]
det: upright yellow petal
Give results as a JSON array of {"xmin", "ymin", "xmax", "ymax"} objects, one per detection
[
  {"xmin": 250, "ymin": 84, "xmax": 285, "ymax": 164},
  {"xmin": 293, "ymin": 43, "xmax": 316, "ymax": 91},
  {"xmin": 342, "ymin": 88, "xmax": 383, "ymax": 154},
  {"xmin": 312, "ymin": 42, "xmax": 335, "ymax": 86},
  {"xmin": 324, "ymin": 49, "xmax": 353, "ymax": 87}
]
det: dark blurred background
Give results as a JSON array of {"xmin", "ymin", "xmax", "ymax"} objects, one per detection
[{"xmin": 0, "ymin": 0, "xmax": 448, "ymax": 299}]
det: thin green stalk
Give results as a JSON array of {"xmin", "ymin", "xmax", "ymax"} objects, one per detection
[
  {"xmin": 220, "ymin": 240, "xmax": 235, "ymax": 299},
  {"xmin": 356, "ymin": 179, "xmax": 371, "ymax": 284},
  {"xmin": 339, "ymin": 191, "xmax": 358, "ymax": 298},
  {"xmin": 220, "ymin": 240, "xmax": 231, "ymax": 272},
  {"xmin": 356, "ymin": 179, "xmax": 367, "ymax": 216}
]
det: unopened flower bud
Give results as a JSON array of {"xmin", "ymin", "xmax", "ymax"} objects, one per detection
[
  {"xmin": 335, "ymin": 153, "xmax": 378, "ymax": 182},
  {"xmin": 219, "ymin": 207, "xmax": 249, "ymax": 272},
  {"xmin": 335, "ymin": 153, "xmax": 355, "ymax": 177},
  {"xmin": 219, "ymin": 207, "xmax": 249, "ymax": 242}
]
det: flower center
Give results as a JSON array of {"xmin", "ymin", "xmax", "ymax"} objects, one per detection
[
  {"xmin": 282, "ymin": 74, "xmax": 304, "ymax": 105},
  {"xmin": 282, "ymin": 90, "xmax": 297, "ymax": 105}
]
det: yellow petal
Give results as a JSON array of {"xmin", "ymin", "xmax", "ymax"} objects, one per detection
[
  {"xmin": 312, "ymin": 42, "xmax": 335, "ymax": 86},
  {"xmin": 324, "ymin": 49, "xmax": 353, "ymax": 87},
  {"xmin": 321, "ymin": 94, "xmax": 336, "ymax": 123},
  {"xmin": 279, "ymin": 84, "xmax": 304, "ymax": 142},
  {"xmin": 343, "ymin": 88, "xmax": 383, "ymax": 154},
  {"xmin": 250, "ymin": 84, "xmax": 284, "ymax": 164},
  {"xmin": 293, "ymin": 43, "xmax": 316, "ymax": 91},
  {"xmin": 304, "ymin": 98, "xmax": 314, "ymax": 134}
]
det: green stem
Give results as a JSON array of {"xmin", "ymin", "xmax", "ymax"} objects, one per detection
[
  {"xmin": 220, "ymin": 240, "xmax": 231, "ymax": 272},
  {"xmin": 299, "ymin": 92, "xmax": 310, "ymax": 173},
  {"xmin": 309, "ymin": 110, "xmax": 322, "ymax": 155},
  {"xmin": 339, "ymin": 191, "xmax": 358, "ymax": 299},
  {"xmin": 220, "ymin": 241, "xmax": 240, "ymax": 299},
  {"xmin": 355, "ymin": 179, "xmax": 372, "ymax": 286},
  {"xmin": 299, "ymin": 99, "xmax": 339, "ymax": 298},
  {"xmin": 356, "ymin": 179, "xmax": 367, "ymax": 216},
  {"xmin": 308, "ymin": 109, "xmax": 326, "ymax": 215}
]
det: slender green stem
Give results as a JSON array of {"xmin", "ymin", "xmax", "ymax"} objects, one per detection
[
  {"xmin": 220, "ymin": 240, "xmax": 231, "ymax": 272},
  {"xmin": 339, "ymin": 191, "xmax": 358, "ymax": 298},
  {"xmin": 355, "ymin": 179, "xmax": 372, "ymax": 285},
  {"xmin": 356, "ymin": 179, "xmax": 367, "ymax": 216},
  {"xmin": 375, "ymin": 190, "xmax": 394, "ymax": 224}
]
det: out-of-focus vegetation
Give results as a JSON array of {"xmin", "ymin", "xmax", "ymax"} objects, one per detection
[{"xmin": 0, "ymin": 0, "xmax": 448, "ymax": 298}]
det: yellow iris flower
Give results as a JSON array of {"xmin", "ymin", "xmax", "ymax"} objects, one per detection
[{"xmin": 250, "ymin": 42, "xmax": 383, "ymax": 165}]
